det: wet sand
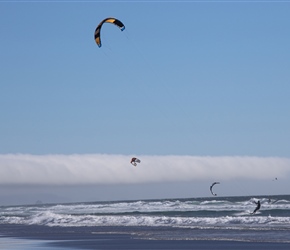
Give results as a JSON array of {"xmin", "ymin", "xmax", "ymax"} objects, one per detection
[{"xmin": 1, "ymin": 224, "xmax": 290, "ymax": 250}]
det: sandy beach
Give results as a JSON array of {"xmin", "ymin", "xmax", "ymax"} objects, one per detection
[{"xmin": 1, "ymin": 224, "xmax": 290, "ymax": 250}]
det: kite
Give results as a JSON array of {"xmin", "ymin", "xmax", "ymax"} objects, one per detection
[
  {"xmin": 130, "ymin": 157, "xmax": 141, "ymax": 167},
  {"xmin": 210, "ymin": 182, "xmax": 220, "ymax": 196},
  {"xmin": 94, "ymin": 17, "xmax": 125, "ymax": 47}
]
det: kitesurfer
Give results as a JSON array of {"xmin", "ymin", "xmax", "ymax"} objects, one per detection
[{"xmin": 252, "ymin": 200, "xmax": 261, "ymax": 214}]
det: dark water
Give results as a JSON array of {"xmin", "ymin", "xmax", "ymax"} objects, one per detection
[{"xmin": 1, "ymin": 195, "xmax": 290, "ymax": 249}]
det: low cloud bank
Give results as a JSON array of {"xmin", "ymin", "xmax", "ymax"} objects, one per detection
[{"xmin": 0, "ymin": 154, "xmax": 289, "ymax": 185}]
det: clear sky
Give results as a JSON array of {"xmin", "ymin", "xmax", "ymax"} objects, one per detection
[{"xmin": 0, "ymin": 0, "xmax": 290, "ymax": 205}]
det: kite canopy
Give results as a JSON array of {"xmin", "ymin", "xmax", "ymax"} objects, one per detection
[
  {"xmin": 94, "ymin": 17, "xmax": 125, "ymax": 47},
  {"xmin": 210, "ymin": 182, "xmax": 220, "ymax": 196},
  {"xmin": 130, "ymin": 157, "xmax": 141, "ymax": 167}
]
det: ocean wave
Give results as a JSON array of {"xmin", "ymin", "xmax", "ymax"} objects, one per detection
[
  {"xmin": 1, "ymin": 210, "xmax": 290, "ymax": 229},
  {"xmin": 1, "ymin": 195, "xmax": 290, "ymax": 229}
]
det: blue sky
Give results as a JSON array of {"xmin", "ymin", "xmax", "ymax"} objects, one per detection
[{"xmin": 0, "ymin": 1, "xmax": 290, "ymax": 205}]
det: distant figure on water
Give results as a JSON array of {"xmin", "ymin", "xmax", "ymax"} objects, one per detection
[{"xmin": 252, "ymin": 200, "xmax": 261, "ymax": 214}]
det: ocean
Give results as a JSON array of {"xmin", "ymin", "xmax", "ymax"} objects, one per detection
[{"xmin": 1, "ymin": 194, "xmax": 290, "ymax": 249}]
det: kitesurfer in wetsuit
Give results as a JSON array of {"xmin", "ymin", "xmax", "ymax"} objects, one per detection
[{"xmin": 252, "ymin": 200, "xmax": 261, "ymax": 214}]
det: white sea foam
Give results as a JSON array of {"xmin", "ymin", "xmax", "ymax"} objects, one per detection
[
  {"xmin": 5, "ymin": 211, "xmax": 290, "ymax": 229},
  {"xmin": 1, "ymin": 196, "xmax": 290, "ymax": 229}
]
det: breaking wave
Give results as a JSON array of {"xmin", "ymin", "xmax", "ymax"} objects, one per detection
[{"xmin": 1, "ymin": 195, "xmax": 290, "ymax": 229}]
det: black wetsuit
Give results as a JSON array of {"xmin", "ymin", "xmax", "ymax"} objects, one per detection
[{"xmin": 252, "ymin": 200, "xmax": 261, "ymax": 214}]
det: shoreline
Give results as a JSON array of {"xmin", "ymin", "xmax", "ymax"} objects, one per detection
[{"xmin": 1, "ymin": 224, "xmax": 290, "ymax": 250}]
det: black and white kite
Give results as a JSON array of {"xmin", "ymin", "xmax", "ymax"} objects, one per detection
[
  {"xmin": 210, "ymin": 182, "xmax": 220, "ymax": 196},
  {"xmin": 130, "ymin": 157, "xmax": 141, "ymax": 167}
]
